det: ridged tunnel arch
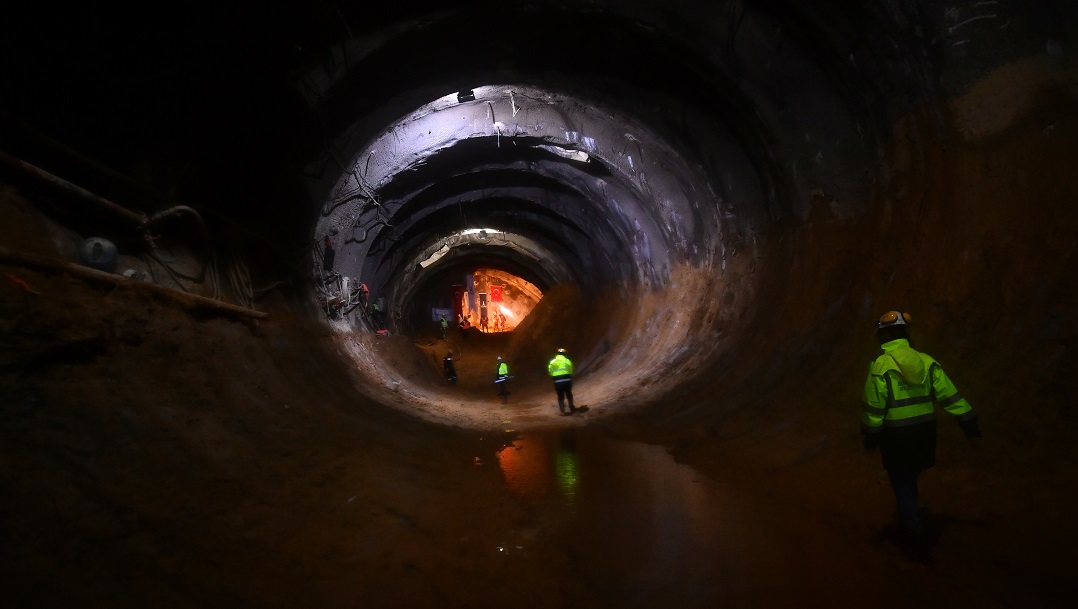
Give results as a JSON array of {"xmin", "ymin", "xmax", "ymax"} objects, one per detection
[
  {"xmin": 295, "ymin": 2, "xmax": 914, "ymax": 426},
  {"xmin": 309, "ymin": 83, "xmax": 744, "ymax": 420}
]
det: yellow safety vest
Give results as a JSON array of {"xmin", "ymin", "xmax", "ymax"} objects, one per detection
[
  {"xmin": 548, "ymin": 355, "xmax": 573, "ymax": 377},
  {"xmin": 862, "ymin": 339, "xmax": 974, "ymax": 433}
]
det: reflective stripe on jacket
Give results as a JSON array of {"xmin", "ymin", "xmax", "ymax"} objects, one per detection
[{"xmin": 862, "ymin": 338, "xmax": 974, "ymax": 433}]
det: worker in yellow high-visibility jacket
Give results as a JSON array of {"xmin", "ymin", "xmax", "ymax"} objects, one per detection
[
  {"xmin": 548, "ymin": 348, "xmax": 576, "ymax": 415},
  {"xmin": 862, "ymin": 310, "xmax": 981, "ymax": 562},
  {"xmin": 495, "ymin": 357, "xmax": 510, "ymax": 403}
]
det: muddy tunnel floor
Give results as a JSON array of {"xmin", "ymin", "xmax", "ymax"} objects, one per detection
[{"xmin": 1, "ymin": 247, "xmax": 1076, "ymax": 608}]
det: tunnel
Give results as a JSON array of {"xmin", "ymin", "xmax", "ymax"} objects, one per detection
[{"xmin": 1, "ymin": 1, "xmax": 1076, "ymax": 607}]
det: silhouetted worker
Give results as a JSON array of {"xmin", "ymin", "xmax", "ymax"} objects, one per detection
[
  {"xmin": 495, "ymin": 356, "xmax": 510, "ymax": 403},
  {"xmin": 861, "ymin": 310, "xmax": 981, "ymax": 562},
  {"xmin": 443, "ymin": 353, "xmax": 456, "ymax": 385},
  {"xmin": 548, "ymin": 348, "xmax": 576, "ymax": 415},
  {"xmin": 322, "ymin": 234, "xmax": 336, "ymax": 273},
  {"xmin": 440, "ymin": 313, "xmax": 448, "ymax": 339},
  {"xmin": 370, "ymin": 301, "xmax": 385, "ymax": 329}
]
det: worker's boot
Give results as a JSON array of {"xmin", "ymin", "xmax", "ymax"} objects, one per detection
[{"xmin": 899, "ymin": 512, "xmax": 933, "ymax": 565}]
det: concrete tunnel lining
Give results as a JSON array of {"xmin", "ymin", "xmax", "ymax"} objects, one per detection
[
  {"xmin": 308, "ymin": 83, "xmax": 762, "ymax": 424},
  {"xmin": 397, "ymin": 229, "xmax": 569, "ymax": 299},
  {"xmin": 313, "ymin": 84, "xmax": 724, "ymax": 283}
]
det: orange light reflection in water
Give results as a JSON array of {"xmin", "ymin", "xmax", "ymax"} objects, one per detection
[
  {"xmin": 496, "ymin": 436, "xmax": 552, "ymax": 499},
  {"xmin": 496, "ymin": 434, "xmax": 580, "ymax": 508}
]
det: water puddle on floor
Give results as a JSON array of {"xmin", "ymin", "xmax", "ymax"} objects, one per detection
[
  {"xmin": 485, "ymin": 427, "xmax": 898, "ymax": 607},
  {"xmin": 491, "ymin": 428, "xmax": 746, "ymax": 605}
]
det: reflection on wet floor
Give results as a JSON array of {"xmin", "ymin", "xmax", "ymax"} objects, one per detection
[
  {"xmin": 496, "ymin": 430, "xmax": 580, "ymax": 508},
  {"xmin": 487, "ymin": 427, "xmax": 924, "ymax": 608},
  {"xmin": 494, "ymin": 428, "xmax": 734, "ymax": 605}
]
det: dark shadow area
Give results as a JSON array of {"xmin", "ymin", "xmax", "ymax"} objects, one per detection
[{"xmin": 871, "ymin": 510, "xmax": 995, "ymax": 566}]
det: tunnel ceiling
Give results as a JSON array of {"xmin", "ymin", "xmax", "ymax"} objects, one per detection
[
  {"xmin": 290, "ymin": 0, "xmax": 994, "ymax": 333},
  {"xmin": 314, "ymin": 82, "xmax": 724, "ymax": 312}
]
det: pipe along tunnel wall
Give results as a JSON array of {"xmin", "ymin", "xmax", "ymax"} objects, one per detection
[{"xmin": 1, "ymin": 1, "xmax": 1077, "ymax": 606}]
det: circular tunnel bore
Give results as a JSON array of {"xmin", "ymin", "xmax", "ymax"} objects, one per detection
[
  {"xmin": 286, "ymin": 1, "xmax": 956, "ymax": 431},
  {"xmin": 294, "ymin": 1, "xmax": 930, "ymax": 427},
  {"xmin": 309, "ymin": 84, "xmax": 738, "ymax": 426}
]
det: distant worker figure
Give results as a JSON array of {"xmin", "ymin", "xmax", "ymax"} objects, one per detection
[
  {"xmin": 480, "ymin": 313, "xmax": 489, "ymax": 332},
  {"xmin": 370, "ymin": 301, "xmax": 386, "ymax": 330},
  {"xmin": 548, "ymin": 348, "xmax": 576, "ymax": 415},
  {"xmin": 443, "ymin": 353, "xmax": 457, "ymax": 385},
  {"xmin": 322, "ymin": 234, "xmax": 336, "ymax": 274},
  {"xmin": 440, "ymin": 313, "xmax": 448, "ymax": 339},
  {"xmin": 861, "ymin": 310, "xmax": 981, "ymax": 562},
  {"xmin": 495, "ymin": 356, "xmax": 510, "ymax": 403}
]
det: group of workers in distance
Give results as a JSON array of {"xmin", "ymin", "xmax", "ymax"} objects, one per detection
[
  {"xmin": 440, "ymin": 347, "xmax": 577, "ymax": 414},
  {"xmin": 479, "ymin": 310, "xmax": 507, "ymax": 332},
  {"xmin": 441, "ymin": 311, "xmax": 509, "ymax": 336}
]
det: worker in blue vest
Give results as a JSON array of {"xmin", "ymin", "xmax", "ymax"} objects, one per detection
[
  {"xmin": 547, "ymin": 348, "xmax": 576, "ymax": 415},
  {"xmin": 862, "ymin": 310, "xmax": 981, "ymax": 562},
  {"xmin": 495, "ymin": 356, "xmax": 510, "ymax": 403}
]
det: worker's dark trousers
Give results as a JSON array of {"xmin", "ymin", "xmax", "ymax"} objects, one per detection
[
  {"xmin": 554, "ymin": 379, "xmax": 574, "ymax": 412},
  {"xmin": 887, "ymin": 468, "xmax": 922, "ymax": 527}
]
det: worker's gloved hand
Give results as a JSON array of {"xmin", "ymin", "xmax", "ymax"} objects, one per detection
[
  {"xmin": 862, "ymin": 433, "xmax": 881, "ymax": 451},
  {"xmin": 959, "ymin": 415, "xmax": 982, "ymax": 440}
]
